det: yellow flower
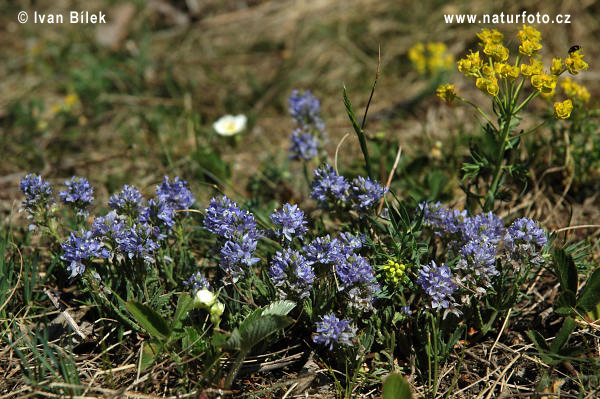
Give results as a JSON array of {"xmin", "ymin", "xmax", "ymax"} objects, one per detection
[
  {"xmin": 476, "ymin": 77, "xmax": 499, "ymax": 96},
  {"xmin": 495, "ymin": 63, "xmax": 519, "ymax": 80},
  {"xmin": 483, "ymin": 42, "xmax": 509, "ymax": 62},
  {"xmin": 382, "ymin": 260, "xmax": 407, "ymax": 284},
  {"xmin": 518, "ymin": 40, "xmax": 542, "ymax": 56},
  {"xmin": 457, "ymin": 51, "xmax": 483, "ymax": 77},
  {"xmin": 408, "ymin": 43, "xmax": 427, "ymax": 75},
  {"xmin": 520, "ymin": 58, "xmax": 543, "ymax": 76},
  {"xmin": 64, "ymin": 93, "xmax": 79, "ymax": 107},
  {"xmin": 554, "ymin": 99, "xmax": 573, "ymax": 119},
  {"xmin": 436, "ymin": 83, "xmax": 457, "ymax": 103},
  {"xmin": 565, "ymin": 50, "xmax": 589, "ymax": 75},
  {"xmin": 477, "ymin": 28, "xmax": 504, "ymax": 45},
  {"xmin": 482, "ymin": 64, "xmax": 495, "ymax": 78},
  {"xmin": 551, "ymin": 58, "xmax": 563, "ymax": 75},
  {"xmin": 561, "ymin": 78, "xmax": 590, "ymax": 103},
  {"xmin": 531, "ymin": 73, "xmax": 557, "ymax": 94},
  {"xmin": 540, "ymin": 88, "xmax": 556, "ymax": 100},
  {"xmin": 517, "ymin": 25, "xmax": 542, "ymax": 43}
]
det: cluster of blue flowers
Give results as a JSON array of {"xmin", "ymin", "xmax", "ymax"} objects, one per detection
[
  {"xmin": 416, "ymin": 260, "xmax": 457, "ymax": 311},
  {"xmin": 312, "ymin": 313, "xmax": 357, "ymax": 350},
  {"xmin": 184, "ymin": 271, "xmax": 212, "ymax": 293},
  {"xmin": 20, "ymin": 174, "xmax": 195, "ymax": 279},
  {"xmin": 19, "ymin": 173, "xmax": 55, "ymax": 219},
  {"xmin": 418, "ymin": 202, "xmax": 547, "ymax": 310},
  {"xmin": 59, "ymin": 176, "xmax": 94, "ymax": 216},
  {"xmin": 269, "ymin": 249, "xmax": 315, "ymax": 299},
  {"xmin": 287, "ymin": 90, "xmax": 325, "ymax": 161},
  {"xmin": 203, "ymin": 196, "xmax": 260, "ymax": 282},
  {"xmin": 270, "ymin": 203, "xmax": 308, "ymax": 241},
  {"xmin": 311, "ymin": 164, "xmax": 388, "ymax": 214}
]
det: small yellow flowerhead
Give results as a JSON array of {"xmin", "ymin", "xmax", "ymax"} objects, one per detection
[
  {"xmin": 531, "ymin": 73, "xmax": 557, "ymax": 94},
  {"xmin": 476, "ymin": 77, "xmax": 499, "ymax": 96},
  {"xmin": 565, "ymin": 49, "xmax": 589, "ymax": 75},
  {"xmin": 551, "ymin": 58, "xmax": 563, "ymax": 75},
  {"xmin": 477, "ymin": 28, "xmax": 504, "ymax": 45},
  {"xmin": 483, "ymin": 42, "xmax": 509, "ymax": 62},
  {"xmin": 482, "ymin": 64, "xmax": 495, "ymax": 78},
  {"xmin": 561, "ymin": 78, "xmax": 590, "ymax": 103},
  {"xmin": 382, "ymin": 260, "xmax": 407, "ymax": 285},
  {"xmin": 554, "ymin": 99, "xmax": 573, "ymax": 119},
  {"xmin": 457, "ymin": 51, "xmax": 483, "ymax": 77},
  {"xmin": 517, "ymin": 25, "xmax": 542, "ymax": 43},
  {"xmin": 496, "ymin": 63, "xmax": 519, "ymax": 80},
  {"xmin": 436, "ymin": 83, "xmax": 457, "ymax": 103},
  {"xmin": 426, "ymin": 42, "xmax": 454, "ymax": 73},
  {"xmin": 408, "ymin": 43, "xmax": 427, "ymax": 75},
  {"xmin": 520, "ymin": 58, "xmax": 543, "ymax": 76},
  {"xmin": 519, "ymin": 40, "xmax": 542, "ymax": 56}
]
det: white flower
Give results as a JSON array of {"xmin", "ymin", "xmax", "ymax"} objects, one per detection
[
  {"xmin": 210, "ymin": 301, "xmax": 225, "ymax": 318},
  {"xmin": 193, "ymin": 289, "xmax": 216, "ymax": 308},
  {"xmin": 213, "ymin": 114, "xmax": 247, "ymax": 136}
]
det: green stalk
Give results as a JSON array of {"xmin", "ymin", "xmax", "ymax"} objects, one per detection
[
  {"xmin": 224, "ymin": 348, "xmax": 248, "ymax": 389},
  {"xmin": 484, "ymin": 111, "xmax": 513, "ymax": 212}
]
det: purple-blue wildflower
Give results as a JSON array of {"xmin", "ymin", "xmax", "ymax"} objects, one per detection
[
  {"xmin": 116, "ymin": 223, "xmax": 161, "ymax": 264},
  {"xmin": 91, "ymin": 210, "xmax": 126, "ymax": 240},
  {"xmin": 338, "ymin": 232, "xmax": 366, "ymax": 254},
  {"xmin": 59, "ymin": 176, "xmax": 94, "ymax": 216},
  {"xmin": 219, "ymin": 235, "xmax": 260, "ymax": 281},
  {"xmin": 270, "ymin": 203, "xmax": 308, "ymax": 241},
  {"xmin": 417, "ymin": 260, "xmax": 457, "ymax": 310},
  {"xmin": 19, "ymin": 173, "xmax": 54, "ymax": 215},
  {"xmin": 312, "ymin": 313, "xmax": 356, "ymax": 351},
  {"xmin": 288, "ymin": 89, "xmax": 325, "ymax": 131},
  {"xmin": 139, "ymin": 198, "xmax": 175, "ymax": 230},
  {"xmin": 109, "ymin": 185, "xmax": 144, "ymax": 217},
  {"xmin": 311, "ymin": 164, "xmax": 350, "ymax": 205},
  {"xmin": 203, "ymin": 196, "xmax": 257, "ymax": 240},
  {"xmin": 456, "ymin": 238, "xmax": 498, "ymax": 295},
  {"xmin": 155, "ymin": 176, "xmax": 195, "ymax": 210},
  {"xmin": 504, "ymin": 218, "xmax": 547, "ymax": 263},
  {"xmin": 184, "ymin": 272, "xmax": 211, "ymax": 293},
  {"xmin": 335, "ymin": 253, "xmax": 380, "ymax": 310},
  {"xmin": 350, "ymin": 176, "xmax": 388, "ymax": 212},
  {"xmin": 303, "ymin": 235, "xmax": 342, "ymax": 265},
  {"xmin": 269, "ymin": 249, "xmax": 315, "ymax": 299},
  {"xmin": 401, "ymin": 305, "xmax": 412, "ymax": 316},
  {"xmin": 61, "ymin": 229, "xmax": 110, "ymax": 278},
  {"xmin": 289, "ymin": 128, "xmax": 319, "ymax": 161},
  {"xmin": 419, "ymin": 202, "xmax": 468, "ymax": 237},
  {"xmin": 461, "ymin": 212, "xmax": 504, "ymax": 243}
]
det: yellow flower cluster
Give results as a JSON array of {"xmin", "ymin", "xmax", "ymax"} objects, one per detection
[
  {"xmin": 554, "ymin": 99, "xmax": 573, "ymax": 119},
  {"xmin": 457, "ymin": 51, "xmax": 483, "ymax": 77},
  {"xmin": 52, "ymin": 93, "xmax": 79, "ymax": 114},
  {"xmin": 561, "ymin": 78, "xmax": 590, "ymax": 103},
  {"xmin": 436, "ymin": 83, "xmax": 456, "ymax": 103},
  {"xmin": 478, "ymin": 28, "xmax": 509, "ymax": 61},
  {"xmin": 382, "ymin": 260, "xmax": 406, "ymax": 285},
  {"xmin": 565, "ymin": 49, "xmax": 589, "ymax": 75},
  {"xmin": 408, "ymin": 42, "xmax": 454, "ymax": 75},
  {"xmin": 518, "ymin": 25, "xmax": 543, "ymax": 56}
]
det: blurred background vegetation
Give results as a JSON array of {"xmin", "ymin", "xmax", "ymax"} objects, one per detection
[{"xmin": 1, "ymin": 0, "xmax": 599, "ymax": 227}]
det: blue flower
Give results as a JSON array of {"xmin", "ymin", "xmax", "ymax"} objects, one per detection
[
  {"xmin": 59, "ymin": 176, "xmax": 94, "ymax": 216},
  {"xmin": 269, "ymin": 249, "xmax": 315, "ymax": 299},
  {"xmin": 109, "ymin": 185, "xmax": 144, "ymax": 217},
  {"xmin": 115, "ymin": 223, "xmax": 161, "ymax": 264},
  {"xmin": 91, "ymin": 210, "xmax": 126, "ymax": 240},
  {"xmin": 270, "ymin": 203, "xmax": 308, "ymax": 241},
  {"xmin": 338, "ymin": 232, "xmax": 366, "ymax": 254},
  {"xmin": 312, "ymin": 313, "xmax": 356, "ymax": 351},
  {"xmin": 288, "ymin": 89, "xmax": 325, "ymax": 131},
  {"xmin": 311, "ymin": 164, "xmax": 350, "ymax": 205},
  {"xmin": 19, "ymin": 173, "xmax": 54, "ymax": 216},
  {"xmin": 456, "ymin": 237, "xmax": 498, "ymax": 294},
  {"xmin": 401, "ymin": 305, "xmax": 412, "ymax": 316},
  {"xmin": 203, "ymin": 196, "xmax": 257, "ymax": 240},
  {"xmin": 184, "ymin": 272, "xmax": 211, "ymax": 293},
  {"xmin": 61, "ymin": 229, "xmax": 110, "ymax": 278},
  {"xmin": 303, "ymin": 235, "xmax": 342, "ymax": 265},
  {"xmin": 334, "ymin": 254, "xmax": 380, "ymax": 310},
  {"xmin": 219, "ymin": 234, "xmax": 260, "ymax": 281},
  {"xmin": 418, "ymin": 202, "xmax": 467, "ymax": 237},
  {"xmin": 349, "ymin": 176, "xmax": 387, "ymax": 212},
  {"xmin": 139, "ymin": 198, "xmax": 175, "ymax": 230},
  {"xmin": 289, "ymin": 128, "xmax": 319, "ymax": 161},
  {"xmin": 461, "ymin": 212, "xmax": 504, "ymax": 243},
  {"xmin": 155, "ymin": 176, "xmax": 195, "ymax": 210},
  {"xmin": 417, "ymin": 260, "xmax": 457, "ymax": 310},
  {"xmin": 504, "ymin": 218, "xmax": 547, "ymax": 264}
]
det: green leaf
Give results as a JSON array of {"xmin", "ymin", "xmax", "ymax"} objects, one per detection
[
  {"xmin": 383, "ymin": 373, "xmax": 412, "ymax": 399},
  {"xmin": 343, "ymin": 85, "xmax": 372, "ymax": 179},
  {"xmin": 553, "ymin": 248, "xmax": 578, "ymax": 294},
  {"xmin": 550, "ymin": 317, "xmax": 576, "ymax": 354},
  {"xmin": 577, "ymin": 268, "xmax": 600, "ymax": 312},
  {"xmin": 556, "ymin": 290, "xmax": 577, "ymax": 310},
  {"xmin": 526, "ymin": 330, "xmax": 549, "ymax": 351},
  {"xmin": 140, "ymin": 341, "xmax": 159, "ymax": 370},
  {"xmin": 126, "ymin": 301, "xmax": 172, "ymax": 340},
  {"xmin": 173, "ymin": 293, "xmax": 193, "ymax": 326},
  {"xmin": 261, "ymin": 300, "xmax": 295, "ymax": 316}
]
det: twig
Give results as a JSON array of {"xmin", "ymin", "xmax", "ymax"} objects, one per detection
[
  {"xmin": 377, "ymin": 145, "xmax": 402, "ymax": 215},
  {"xmin": 334, "ymin": 133, "xmax": 351, "ymax": 175},
  {"xmin": 43, "ymin": 289, "xmax": 87, "ymax": 340}
]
